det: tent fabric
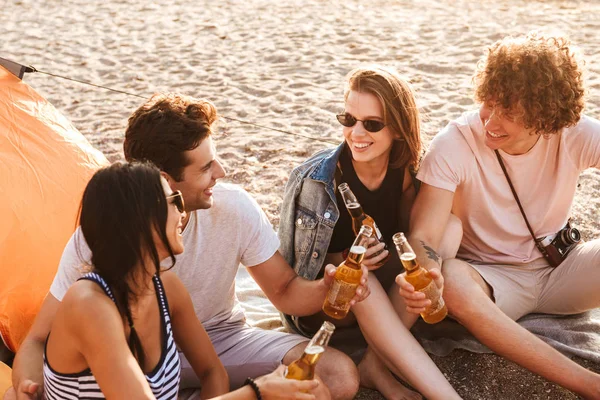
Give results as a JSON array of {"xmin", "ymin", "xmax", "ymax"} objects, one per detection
[{"xmin": 0, "ymin": 65, "xmax": 109, "ymax": 352}]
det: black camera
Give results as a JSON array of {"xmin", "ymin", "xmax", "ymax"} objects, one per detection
[{"xmin": 537, "ymin": 221, "xmax": 581, "ymax": 268}]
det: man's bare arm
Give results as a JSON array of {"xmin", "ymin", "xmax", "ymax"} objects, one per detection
[
  {"xmin": 408, "ymin": 183, "xmax": 455, "ymax": 271},
  {"xmin": 395, "ymin": 183, "xmax": 455, "ymax": 315},
  {"xmin": 247, "ymin": 251, "xmax": 370, "ymax": 316},
  {"xmin": 10, "ymin": 294, "xmax": 60, "ymax": 398}
]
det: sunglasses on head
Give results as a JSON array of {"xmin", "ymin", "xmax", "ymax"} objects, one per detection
[
  {"xmin": 166, "ymin": 190, "xmax": 185, "ymax": 213},
  {"xmin": 336, "ymin": 113, "xmax": 386, "ymax": 133}
]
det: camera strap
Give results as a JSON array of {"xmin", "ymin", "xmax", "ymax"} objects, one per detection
[{"xmin": 494, "ymin": 150, "xmax": 552, "ymax": 260}]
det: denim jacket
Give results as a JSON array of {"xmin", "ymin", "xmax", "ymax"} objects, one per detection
[
  {"xmin": 278, "ymin": 144, "xmax": 344, "ymax": 335},
  {"xmin": 279, "ymin": 143, "xmax": 420, "ymax": 335}
]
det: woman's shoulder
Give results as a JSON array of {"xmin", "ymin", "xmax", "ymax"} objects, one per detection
[
  {"xmin": 292, "ymin": 145, "xmax": 343, "ymax": 177},
  {"xmin": 159, "ymin": 271, "xmax": 187, "ymax": 308},
  {"xmin": 159, "ymin": 270, "xmax": 181, "ymax": 292},
  {"xmin": 59, "ymin": 280, "xmax": 121, "ymax": 333},
  {"xmin": 63, "ymin": 279, "xmax": 112, "ymax": 307}
]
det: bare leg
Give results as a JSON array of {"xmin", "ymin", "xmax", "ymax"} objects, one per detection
[
  {"xmin": 2, "ymin": 387, "xmax": 16, "ymax": 400},
  {"xmin": 283, "ymin": 343, "xmax": 357, "ymax": 400},
  {"xmin": 443, "ymin": 258, "xmax": 600, "ymax": 399},
  {"xmin": 358, "ymin": 346, "xmax": 422, "ymax": 400},
  {"xmin": 353, "ymin": 275, "xmax": 461, "ymax": 400}
]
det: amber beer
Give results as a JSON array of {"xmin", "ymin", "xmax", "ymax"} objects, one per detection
[
  {"xmin": 338, "ymin": 183, "xmax": 390, "ymax": 267},
  {"xmin": 392, "ymin": 232, "xmax": 448, "ymax": 324},
  {"xmin": 322, "ymin": 225, "xmax": 372, "ymax": 319},
  {"xmin": 285, "ymin": 321, "xmax": 335, "ymax": 381}
]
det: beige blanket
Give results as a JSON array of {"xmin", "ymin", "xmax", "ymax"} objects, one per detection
[
  {"xmin": 236, "ymin": 265, "xmax": 600, "ymax": 363},
  {"xmin": 412, "ymin": 309, "xmax": 600, "ymax": 363}
]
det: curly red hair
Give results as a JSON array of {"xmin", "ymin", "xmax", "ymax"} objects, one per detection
[{"xmin": 474, "ymin": 32, "xmax": 586, "ymax": 135}]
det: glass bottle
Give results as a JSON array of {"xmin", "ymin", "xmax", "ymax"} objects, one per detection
[
  {"xmin": 392, "ymin": 232, "xmax": 448, "ymax": 324},
  {"xmin": 338, "ymin": 182, "xmax": 390, "ymax": 267},
  {"xmin": 285, "ymin": 321, "xmax": 335, "ymax": 380},
  {"xmin": 322, "ymin": 225, "xmax": 371, "ymax": 319}
]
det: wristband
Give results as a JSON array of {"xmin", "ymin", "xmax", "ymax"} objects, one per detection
[{"xmin": 244, "ymin": 377, "xmax": 262, "ymax": 400}]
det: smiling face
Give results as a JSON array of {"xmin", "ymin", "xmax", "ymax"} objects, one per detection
[
  {"xmin": 161, "ymin": 177, "xmax": 185, "ymax": 256},
  {"xmin": 167, "ymin": 136, "xmax": 226, "ymax": 212},
  {"xmin": 479, "ymin": 102, "xmax": 540, "ymax": 155},
  {"xmin": 343, "ymin": 90, "xmax": 394, "ymax": 166}
]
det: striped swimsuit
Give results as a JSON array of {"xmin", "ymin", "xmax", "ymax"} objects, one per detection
[{"xmin": 43, "ymin": 272, "xmax": 181, "ymax": 399}]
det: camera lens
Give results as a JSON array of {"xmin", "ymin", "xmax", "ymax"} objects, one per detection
[
  {"xmin": 569, "ymin": 228, "xmax": 581, "ymax": 242},
  {"xmin": 561, "ymin": 228, "xmax": 581, "ymax": 245}
]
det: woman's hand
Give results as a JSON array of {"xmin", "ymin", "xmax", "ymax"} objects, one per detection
[
  {"xmin": 323, "ymin": 263, "xmax": 370, "ymax": 306},
  {"xmin": 395, "ymin": 268, "xmax": 444, "ymax": 314},
  {"xmin": 254, "ymin": 365, "xmax": 319, "ymax": 399},
  {"xmin": 361, "ymin": 237, "xmax": 389, "ymax": 271}
]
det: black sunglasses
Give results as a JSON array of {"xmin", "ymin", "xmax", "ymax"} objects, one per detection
[
  {"xmin": 336, "ymin": 113, "xmax": 386, "ymax": 133},
  {"xmin": 166, "ymin": 190, "xmax": 185, "ymax": 213}
]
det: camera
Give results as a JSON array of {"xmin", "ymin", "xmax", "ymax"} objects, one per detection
[{"xmin": 538, "ymin": 221, "xmax": 581, "ymax": 268}]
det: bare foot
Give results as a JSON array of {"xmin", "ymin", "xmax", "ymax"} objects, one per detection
[{"xmin": 358, "ymin": 348, "xmax": 423, "ymax": 400}]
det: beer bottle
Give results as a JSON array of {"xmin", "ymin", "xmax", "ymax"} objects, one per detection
[
  {"xmin": 322, "ymin": 225, "xmax": 371, "ymax": 319},
  {"xmin": 285, "ymin": 321, "xmax": 335, "ymax": 381},
  {"xmin": 338, "ymin": 182, "xmax": 390, "ymax": 267},
  {"xmin": 392, "ymin": 232, "xmax": 448, "ymax": 324}
]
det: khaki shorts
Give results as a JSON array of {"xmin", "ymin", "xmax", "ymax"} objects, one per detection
[
  {"xmin": 179, "ymin": 320, "xmax": 308, "ymax": 390},
  {"xmin": 467, "ymin": 239, "xmax": 600, "ymax": 321}
]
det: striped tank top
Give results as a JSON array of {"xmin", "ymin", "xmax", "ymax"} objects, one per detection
[{"xmin": 43, "ymin": 272, "xmax": 181, "ymax": 399}]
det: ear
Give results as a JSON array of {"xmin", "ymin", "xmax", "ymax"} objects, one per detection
[{"xmin": 160, "ymin": 171, "xmax": 175, "ymax": 188}]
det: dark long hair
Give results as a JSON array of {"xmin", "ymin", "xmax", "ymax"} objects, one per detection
[{"xmin": 78, "ymin": 162, "xmax": 176, "ymax": 367}]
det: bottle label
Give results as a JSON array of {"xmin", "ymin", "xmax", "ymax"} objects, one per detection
[
  {"xmin": 419, "ymin": 281, "xmax": 445, "ymax": 315},
  {"xmin": 372, "ymin": 221, "xmax": 383, "ymax": 241},
  {"xmin": 327, "ymin": 280, "xmax": 359, "ymax": 310}
]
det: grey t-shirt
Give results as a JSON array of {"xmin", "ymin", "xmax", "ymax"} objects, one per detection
[{"xmin": 49, "ymin": 183, "xmax": 280, "ymax": 329}]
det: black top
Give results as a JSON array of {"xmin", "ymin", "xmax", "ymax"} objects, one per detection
[{"xmin": 328, "ymin": 145, "xmax": 405, "ymax": 254}]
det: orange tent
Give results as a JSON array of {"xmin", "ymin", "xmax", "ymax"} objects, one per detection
[{"xmin": 0, "ymin": 60, "xmax": 108, "ymax": 358}]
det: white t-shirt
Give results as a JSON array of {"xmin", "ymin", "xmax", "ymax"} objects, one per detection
[
  {"xmin": 417, "ymin": 110, "xmax": 600, "ymax": 265},
  {"xmin": 50, "ymin": 183, "xmax": 280, "ymax": 329}
]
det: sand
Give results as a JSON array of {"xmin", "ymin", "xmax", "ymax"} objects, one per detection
[{"xmin": 3, "ymin": 0, "xmax": 600, "ymax": 398}]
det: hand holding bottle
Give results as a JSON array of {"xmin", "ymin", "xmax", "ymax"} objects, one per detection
[
  {"xmin": 396, "ymin": 268, "xmax": 444, "ymax": 315},
  {"xmin": 392, "ymin": 233, "xmax": 448, "ymax": 324},
  {"xmin": 323, "ymin": 262, "xmax": 370, "ymax": 305},
  {"xmin": 338, "ymin": 183, "xmax": 390, "ymax": 268},
  {"xmin": 360, "ymin": 237, "xmax": 389, "ymax": 270},
  {"xmin": 256, "ymin": 365, "xmax": 319, "ymax": 399},
  {"xmin": 322, "ymin": 226, "xmax": 373, "ymax": 319}
]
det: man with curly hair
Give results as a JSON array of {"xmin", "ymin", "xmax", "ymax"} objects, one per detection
[{"xmin": 396, "ymin": 32, "xmax": 600, "ymax": 397}]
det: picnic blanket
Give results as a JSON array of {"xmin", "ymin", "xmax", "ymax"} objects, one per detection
[
  {"xmin": 413, "ymin": 309, "xmax": 600, "ymax": 362},
  {"xmin": 236, "ymin": 265, "xmax": 600, "ymax": 362}
]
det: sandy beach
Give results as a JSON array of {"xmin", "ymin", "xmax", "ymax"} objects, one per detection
[{"xmin": 3, "ymin": 0, "xmax": 600, "ymax": 398}]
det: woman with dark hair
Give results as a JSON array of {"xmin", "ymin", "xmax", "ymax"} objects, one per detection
[
  {"xmin": 279, "ymin": 66, "xmax": 462, "ymax": 399},
  {"xmin": 42, "ymin": 162, "xmax": 320, "ymax": 400}
]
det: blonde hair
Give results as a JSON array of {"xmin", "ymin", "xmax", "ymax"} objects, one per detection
[
  {"xmin": 474, "ymin": 32, "xmax": 585, "ymax": 135},
  {"xmin": 345, "ymin": 65, "xmax": 422, "ymax": 170}
]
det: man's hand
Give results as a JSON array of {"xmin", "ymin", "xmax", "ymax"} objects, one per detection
[
  {"xmin": 361, "ymin": 237, "xmax": 389, "ymax": 271},
  {"xmin": 395, "ymin": 268, "xmax": 444, "ymax": 314},
  {"xmin": 4, "ymin": 380, "xmax": 40, "ymax": 400},
  {"xmin": 2, "ymin": 387, "xmax": 16, "ymax": 400},
  {"xmin": 323, "ymin": 263, "xmax": 370, "ymax": 306},
  {"xmin": 255, "ymin": 365, "xmax": 318, "ymax": 399}
]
